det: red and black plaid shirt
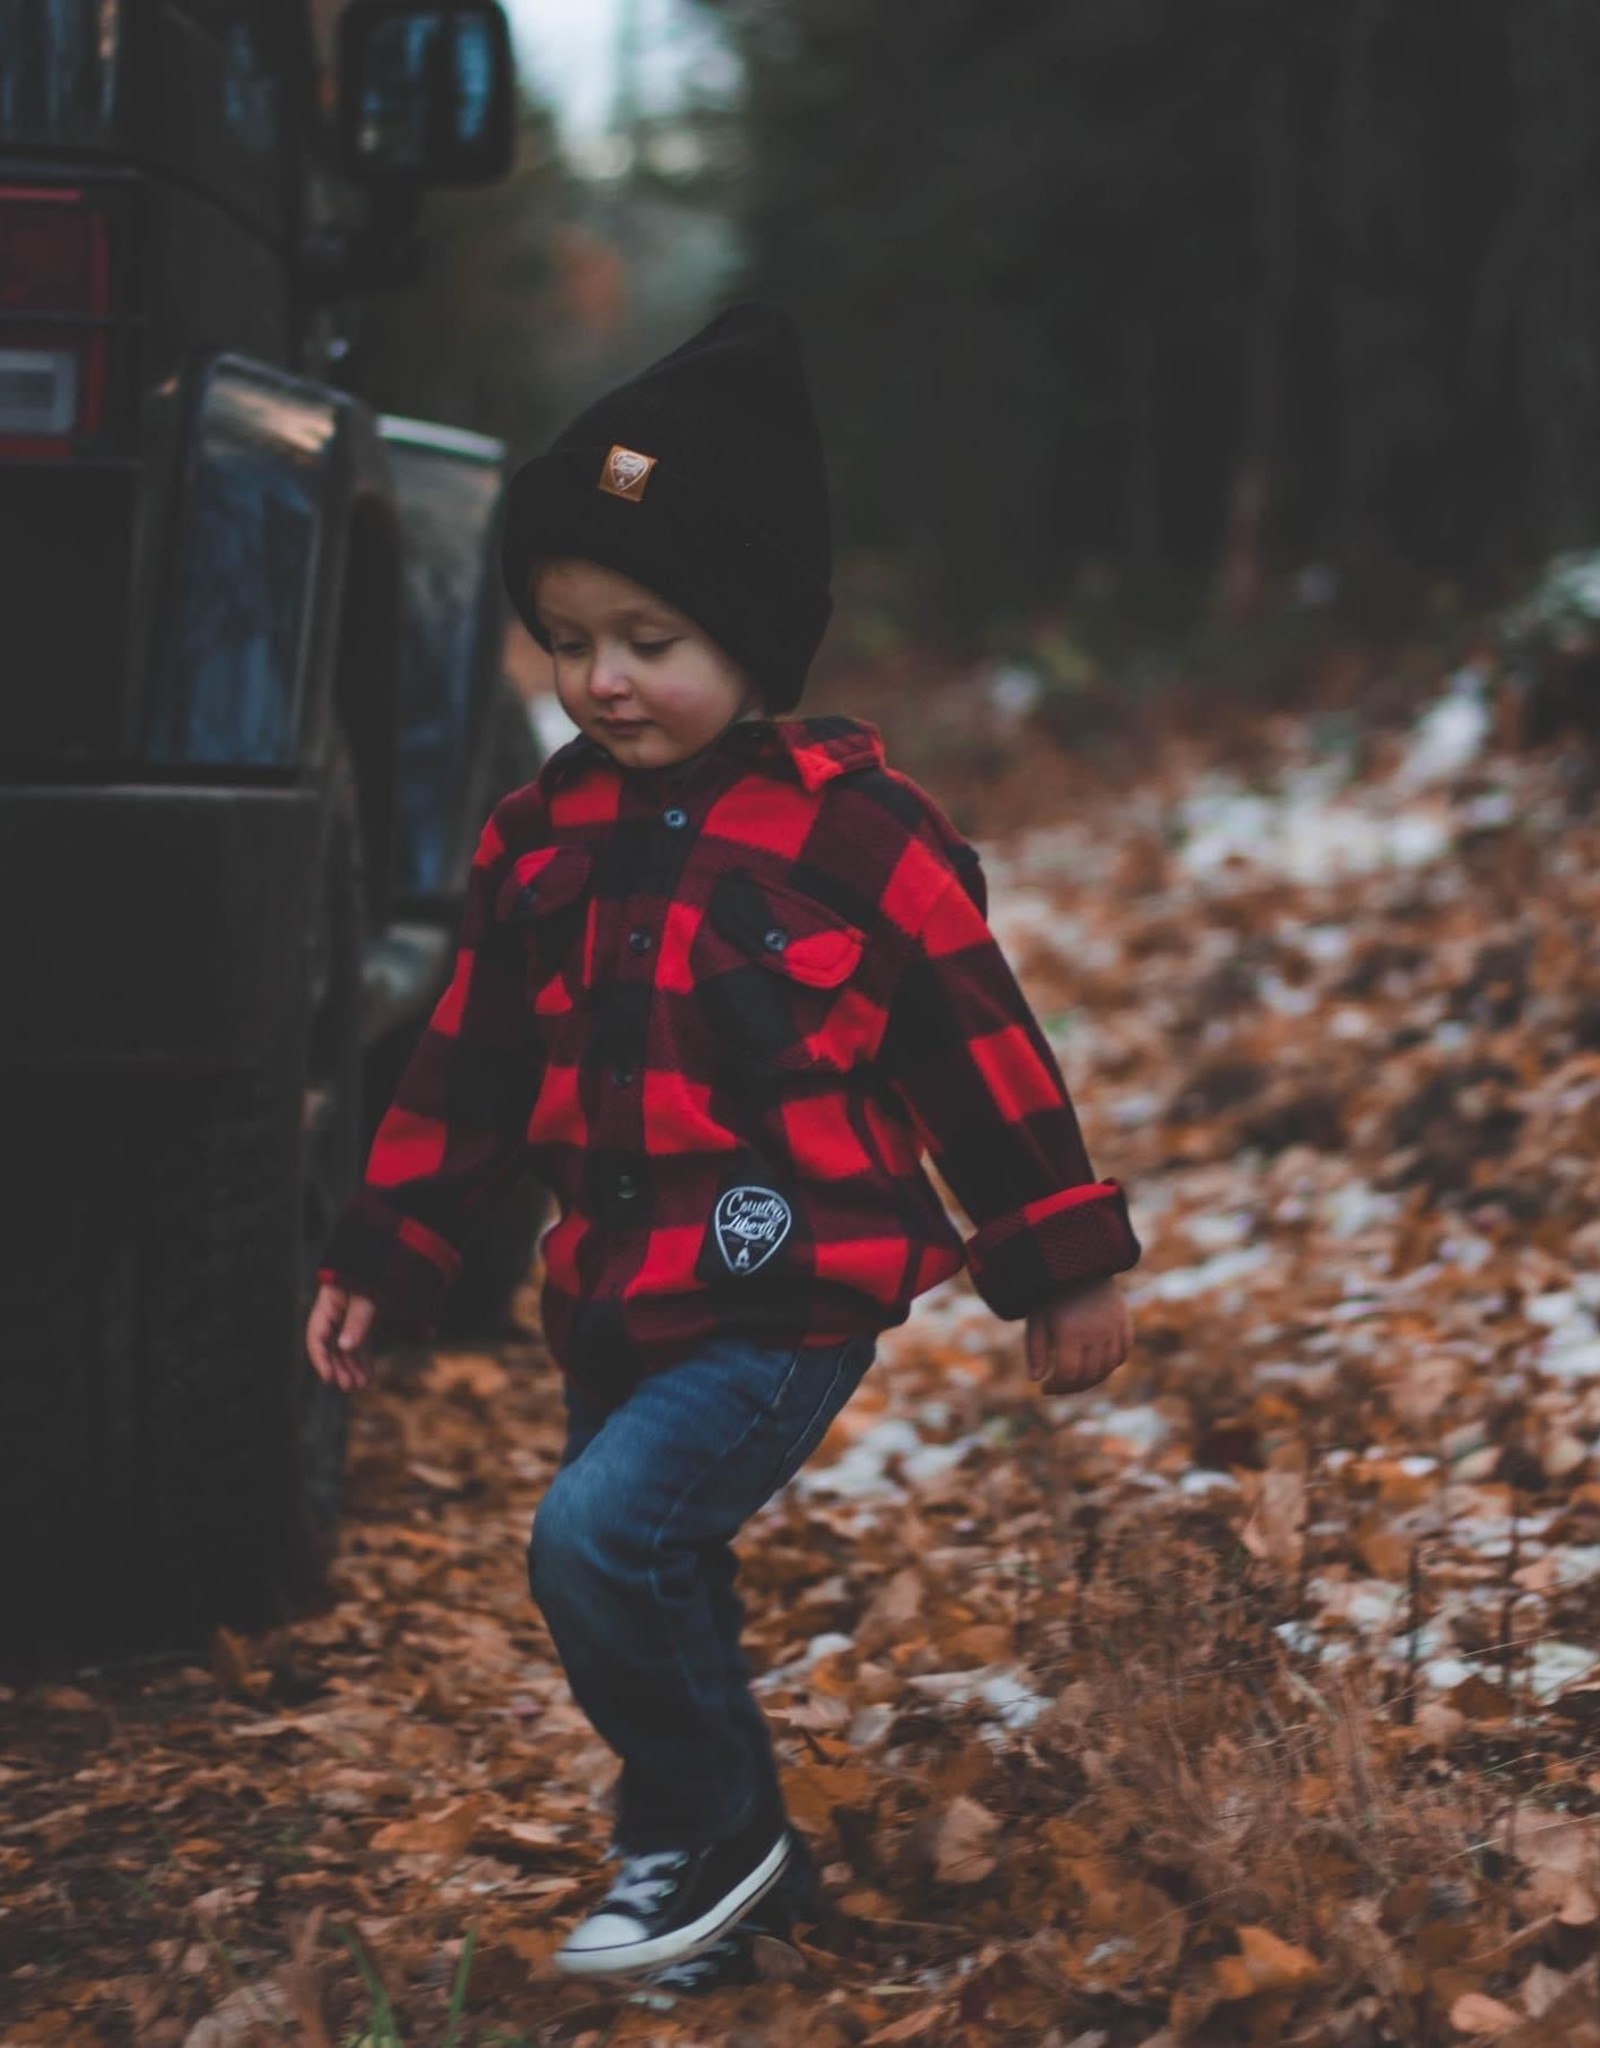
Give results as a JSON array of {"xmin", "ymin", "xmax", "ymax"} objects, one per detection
[{"xmin": 319, "ymin": 716, "xmax": 1140, "ymax": 1393}]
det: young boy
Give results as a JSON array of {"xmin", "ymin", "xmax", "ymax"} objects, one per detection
[{"xmin": 306, "ymin": 303, "xmax": 1140, "ymax": 1986}]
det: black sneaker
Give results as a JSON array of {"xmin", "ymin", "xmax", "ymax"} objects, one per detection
[
  {"xmin": 632, "ymin": 1830, "xmax": 819, "ymax": 1999},
  {"xmin": 554, "ymin": 1812, "xmax": 791, "ymax": 1977},
  {"xmin": 757, "ymin": 1826, "xmax": 823, "ymax": 1930},
  {"xmin": 639, "ymin": 1929, "xmax": 766, "ymax": 1996}
]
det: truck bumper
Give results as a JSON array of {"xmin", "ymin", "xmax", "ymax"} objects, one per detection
[{"xmin": 0, "ymin": 784, "xmax": 320, "ymax": 1070}]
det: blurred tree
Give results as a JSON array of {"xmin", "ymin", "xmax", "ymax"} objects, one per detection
[{"xmin": 701, "ymin": 0, "xmax": 1600, "ymax": 636}]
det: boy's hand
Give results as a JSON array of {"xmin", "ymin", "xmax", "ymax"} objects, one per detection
[
  {"xmin": 306, "ymin": 1282, "xmax": 380, "ymax": 1393},
  {"xmin": 1025, "ymin": 1277, "xmax": 1131, "ymax": 1394}
]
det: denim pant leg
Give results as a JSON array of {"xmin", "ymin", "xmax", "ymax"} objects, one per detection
[
  {"xmin": 527, "ymin": 1333, "xmax": 875, "ymax": 1852},
  {"xmin": 696, "ymin": 1530, "xmax": 786, "ymax": 1826}
]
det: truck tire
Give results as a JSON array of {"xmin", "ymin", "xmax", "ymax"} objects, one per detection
[{"xmin": 0, "ymin": 761, "xmax": 363, "ymax": 1670}]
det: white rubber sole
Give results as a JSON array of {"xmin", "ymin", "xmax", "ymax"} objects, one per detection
[{"xmin": 554, "ymin": 1834, "xmax": 790, "ymax": 1978}]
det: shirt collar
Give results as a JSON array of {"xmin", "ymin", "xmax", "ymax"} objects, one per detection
[{"xmin": 536, "ymin": 715, "xmax": 884, "ymax": 799}]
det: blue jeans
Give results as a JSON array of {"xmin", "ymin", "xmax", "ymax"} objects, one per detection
[{"xmin": 526, "ymin": 1331, "xmax": 876, "ymax": 1852}]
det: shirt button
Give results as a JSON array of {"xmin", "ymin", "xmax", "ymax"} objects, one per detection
[
  {"xmin": 628, "ymin": 928, "xmax": 653, "ymax": 954},
  {"xmin": 615, "ymin": 1172, "xmax": 640, "ymax": 1201},
  {"xmin": 663, "ymin": 806, "xmax": 688, "ymax": 830},
  {"xmin": 612, "ymin": 1066, "xmax": 635, "ymax": 1087},
  {"xmin": 763, "ymin": 927, "xmax": 789, "ymax": 954},
  {"xmin": 516, "ymin": 881, "xmax": 540, "ymax": 912}
]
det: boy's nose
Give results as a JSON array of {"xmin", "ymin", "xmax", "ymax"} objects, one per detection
[{"xmin": 589, "ymin": 660, "xmax": 633, "ymax": 702}]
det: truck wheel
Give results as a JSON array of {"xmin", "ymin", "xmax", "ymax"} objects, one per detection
[
  {"xmin": 134, "ymin": 755, "xmax": 365, "ymax": 1644},
  {"xmin": 0, "ymin": 764, "xmax": 363, "ymax": 1669},
  {"xmin": 0, "ymin": 1097, "xmax": 116, "ymax": 1667}
]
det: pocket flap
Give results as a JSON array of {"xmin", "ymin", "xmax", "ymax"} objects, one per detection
[
  {"xmin": 494, "ymin": 844, "xmax": 593, "ymax": 923},
  {"xmin": 709, "ymin": 871, "xmax": 864, "ymax": 989}
]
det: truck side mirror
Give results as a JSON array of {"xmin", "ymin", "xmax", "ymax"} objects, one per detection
[{"xmin": 337, "ymin": 1, "xmax": 516, "ymax": 188}]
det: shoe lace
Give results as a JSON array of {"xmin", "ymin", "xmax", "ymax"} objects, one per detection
[{"xmin": 606, "ymin": 1848, "xmax": 690, "ymax": 1915}]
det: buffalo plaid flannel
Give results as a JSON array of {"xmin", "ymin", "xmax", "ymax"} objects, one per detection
[{"xmin": 319, "ymin": 716, "xmax": 1140, "ymax": 1393}]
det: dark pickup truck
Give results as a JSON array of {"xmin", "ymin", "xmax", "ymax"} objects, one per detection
[{"xmin": 0, "ymin": 0, "xmax": 544, "ymax": 1666}]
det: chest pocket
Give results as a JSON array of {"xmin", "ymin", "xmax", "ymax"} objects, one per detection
[
  {"xmin": 494, "ymin": 845, "xmax": 593, "ymax": 1013},
  {"xmin": 692, "ymin": 869, "xmax": 874, "ymax": 1075}
]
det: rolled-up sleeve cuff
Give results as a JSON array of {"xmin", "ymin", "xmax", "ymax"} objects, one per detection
[
  {"xmin": 966, "ymin": 1180, "xmax": 1141, "ymax": 1320},
  {"xmin": 317, "ymin": 1192, "xmax": 463, "ymax": 1341}
]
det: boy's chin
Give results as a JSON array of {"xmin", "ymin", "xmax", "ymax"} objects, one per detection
[{"xmin": 590, "ymin": 724, "xmax": 698, "ymax": 768}]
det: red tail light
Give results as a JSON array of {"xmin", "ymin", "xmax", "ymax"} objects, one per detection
[{"xmin": 0, "ymin": 186, "xmax": 113, "ymax": 457}]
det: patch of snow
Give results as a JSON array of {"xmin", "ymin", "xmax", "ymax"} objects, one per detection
[
  {"xmin": 1460, "ymin": 790, "xmax": 1515, "ymax": 830},
  {"xmin": 1324, "ymin": 1295, "xmax": 1386, "ymax": 1322},
  {"xmin": 1110, "ymin": 1089, "xmax": 1167, "ymax": 1129},
  {"xmin": 1099, "ymin": 1404, "xmax": 1171, "ymax": 1454},
  {"xmin": 1451, "ymin": 1508, "xmax": 1561, "ymax": 1558},
  {"xmin": 1330, "ymin": 1006, "xmax": 1377, "ymax": 1039},
  {"xmin": 1261, "ymin": 973, "xmax": 1318, "ymax": 1016},
  {"xmin": 1317, "ymin": 1581, "xmax": 1390, "ymax": 1635},
  {"xmin": 1550, "ymin": 1546, "xmax": 1600, "ymax": 1587},
  {"xmin": 796, "ymin": 1408, "xmax": 980, "ymax": 1499},
  {"xmin": 755, "ymin": 1631, "xmax": 855, "ymax": 1691},
  {"xmin": 798, "ymin": 1418, "xmax": 922, "ymax": 1499},
  {"xmin": 1396, "ymin": 666, "xmax": 1492, "ymax": 789},
  {"xmin": 1179, "ymin": 1470, "xmax": 1240, "ymax": 1496},
  {"xmin": 1172, "ymin": 768, "xmax": 1452, "ymax": 888},
  {"xmin": 1300, "ymin": 924, "xmax": 1351, "ymax": 963},
  {"xmin": 1534, "ymin": 1298, "xmax": 1600, "ymax": 1380},
  {"xmin": 1133, "ymin": 1244, "xmax": 1272, "ymax": 1302},
  {"xmin": 1530, "ymin": 1642, "xmax": 1600, "ymax": 1703},
  {"xmin": 989, "ymin": 663, "xmax": 1042, "ymax": 719},
  {"xmin": 1438, "ymin": 1232, "xmax": 1494, "ymax": 1273},
  {"xmin": 1309, "ymin": 1578, "xmax": 1406, "ymax": 1631},
  {"xmin": 1323, "ymin": 1182, "xmax": 1399, "ymax": 1240},
  {"xmin": 977, "ymin": 1670, "xmax": 1048, "ymax": 1730},
  {"xmin": 1181, "ymin": 1210, "xmax": 1255, "ymax": 1252},
  {"xmin": 848, "ymin": 1704, "xmax": 895, "ymax": 1747},
  {"xmin": 990, "ymin": 889, "xmax": 1069, "ymax": 954},
  {"xmin": 908, "ymin": 1664, "xmax": 1047, "ymax": 1732},
  {"xmin": 902, "ymin": 1436, "xmax": 981, "ymax": 1482}
]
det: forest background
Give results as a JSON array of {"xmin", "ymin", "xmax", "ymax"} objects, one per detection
[{"xmin": 360, "ymin": 0, "xmax": 1600, "ymax": 678}]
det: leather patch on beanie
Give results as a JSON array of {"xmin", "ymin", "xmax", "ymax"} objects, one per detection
[{"xmin": 599, "ymin": 444, "xmax": 657, "ymax": 502}]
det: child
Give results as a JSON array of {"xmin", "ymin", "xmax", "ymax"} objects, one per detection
[{"xmin": 306, "ymin": 303, "xmax": 1140, "ymax": 1986}]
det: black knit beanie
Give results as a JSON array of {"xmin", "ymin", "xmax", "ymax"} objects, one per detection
[{"xmin": 499, "ymin": 302, "xmax": 832, "ymax": 713}]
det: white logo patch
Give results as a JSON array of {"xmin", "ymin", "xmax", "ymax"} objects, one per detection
[
  {"xmin": 599, "ymin": 443, "xmax": 657, "ymax": 501},
  {"xmin": 713, "ymin": 1186, "xmax": 791, "ymax": 1274}
]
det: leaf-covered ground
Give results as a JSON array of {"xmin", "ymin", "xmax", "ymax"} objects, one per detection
[{"xmin": 10, "ymin": 669, "xmax": 1600, "ymax": 2045}]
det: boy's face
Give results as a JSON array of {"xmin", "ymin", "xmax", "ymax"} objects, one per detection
[{"xmin": 533, "ymin": 559, "xmax": 759, "ymax": 769}]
